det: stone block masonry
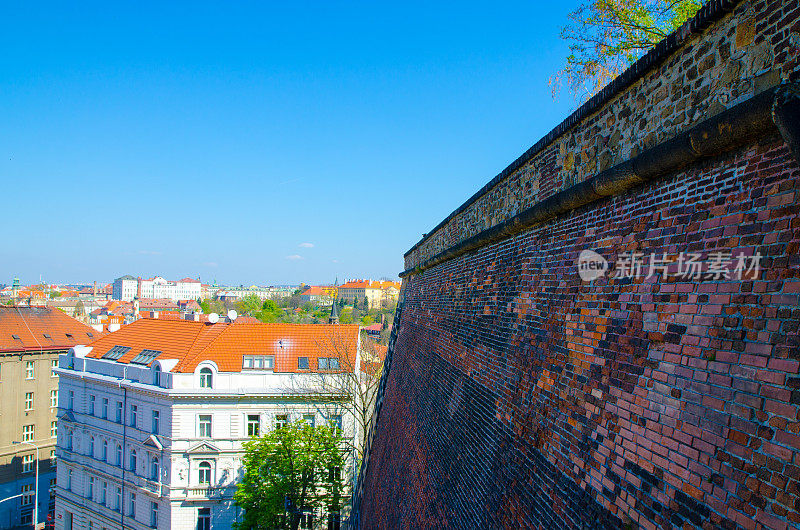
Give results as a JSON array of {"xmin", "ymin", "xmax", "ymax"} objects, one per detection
[{"xmin": 356, "ymin": 0, "xmax": 800, "ymax": 529}]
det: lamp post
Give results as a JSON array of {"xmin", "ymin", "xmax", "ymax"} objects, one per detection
[{"xmin": 13, "ymin": 440, "xmax": 39, "ymax": 529}]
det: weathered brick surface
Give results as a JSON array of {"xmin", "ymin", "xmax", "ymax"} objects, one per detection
[
  {"xmin": 363, "ymin": 138, "xmax": 799, "ymax": 529},
  {"xmin": 358, "ymin": 1, "xmax": 800, "ymax": 529}
]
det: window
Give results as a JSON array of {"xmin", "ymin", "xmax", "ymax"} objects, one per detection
[
  {"xmin": 152, "ymin": 410, "xmax": 160, "ymax": 434},
  {"xmin": 22, "ymin": 454, "xmax": 34, "ymax": 473},
  {"xmin": 89, "ymin": 436, "xmax": 95, "ymax": 456},
  {"xmin": 102, "ymin": 440, "xmax": 108, "ymax": 461},
  {"xmin": 115, "ymin": 486, "xmax": 122, "ymax": 511},
  {"xmin": 318, "ymin": 357, "xmax": 340, "ymax": 370},
  {"xmin": 275, "ymin": 414, "xmax": 289, "ymax": 430},
  {"xmin": 242, "ymin": 355, "xmax": 275, "ymax": 370},
  {"xmin": 198, "ymin": 415, "xmax": 212, "ymax": 437},
  {"xmin": 130, "ymin": 450, "xmax": 137, "ymax": 472},
  {"xmin": 101, "ymin": 480, "xmax": 107, "ymax": 504},
  {"xmin": 302, "ymin": 414, "xmax": 315, "ymax": 427},
  {"xmin": 25, "ymin": 361, "xmax": 34, "ymax": 379},
  {"xmin": 130, "ymin": 404, "xmax": 138, "ymax": 427},
  {"xmin": 116, "ymin": 401, "xmax": 123, "ymax": 423},
  {"xmin": 199, "ymin": 368, "xmax": 213, "ymax": 388},
  {"xmin": 68, "ymin": 390, "xmax": 74, "ymax": 410},
  {"xmin": 198, "ymin": 507, "xmax": 211, "ymax": 530},
  {"xmin": 50, "ymin": 449, "xmax": 56, "ymax": 463},
  {"xmin": 131, "ymin": 349, "xmax": 161, "ymax": 366},
  {"xmin": 327, "ymin": 510, "xmax": 341, "ymax": 530},
  {"xmin": 51, "ymin": 359, "xmax": 58, "ymax": 377},
  {"xmin": 66, "ymin": 430, "xmax": 73, "ymax": 450},
  {"xmin": 51, "ymin": 390, "xmax": 58, "ymax": 408},
  {"xmin": 153, "ymin": 365, "xmax": 161, "ymax": 386},
  {"xmin": 22, "ymin": 424, "xmax": 34, "ymax": 442},
  {"xmin": 328, "ymin": 466, "xmax": 342, "ymax": 482},
  {"xmin": 247, "ymin": 414, "xmax": 260, "ymax": 437},
  {"xmin": 298, "ymin": 357, "xmax": 309, "ymax": 370},
  {"xmin": 67, "ymin": 469, "xmax": 73, "ymax": 490},
  {"xmin": 25, "ymin": 392, "xmax": 34, "ymax": 410},
  {"xmin": 300, "ymin": 510, "xmax": 314, "ymax": 529},
  {"xmin": 102, "ymin": 345, "xmax": 130, "ymax": 360},
  {"xmin": 116, "ymin": 444, "xmax": 122, "ymax": 465},
  {"xmin": 89, "ymin": 395, "xmax": 96, "ymax": 415},
  {"xmin": 330, "ymin": 415, "xmax": 342, "ymax": 431},
  {"xmin": 51, "ymin": 421, "xmax": 57, "ymax": 438},
  {"xmin": 21, "ymin": 484, "xmax": 33, "ymax": 506},
  {"xmin": 198, "ymin": 461, "xmax": 211, "ymax": 485},
  {"xmin": 88, "ymin": 476, "xmax": 94, "ymax": 499},
  {"xmin": 102, "ymin": 398, "xmax": 108, "ymax": 418},
  {"xmin": 151, "ymin": 457, "xmax": 159, "ymax": 480},
  {"xmin": 150, "ymin": 501, "xmax": 158, "ymax": 527},
  {"xmin": 129, "ymin": 492, "xmax": 136, "ymax": 516}
]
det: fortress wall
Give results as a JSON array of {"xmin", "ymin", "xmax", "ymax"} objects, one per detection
[{"xmin": 359, "ymin": 1, "xmax": 800, "ymax": 529}]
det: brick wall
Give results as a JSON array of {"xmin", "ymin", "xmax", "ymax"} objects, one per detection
[{"xmin": 358, "ymin": 1, "xmax": 800, "ymax": 529}]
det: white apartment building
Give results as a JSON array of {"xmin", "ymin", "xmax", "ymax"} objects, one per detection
[
  {"xmin": 112, "ymin": 277, "xmax": 202, "ymax": 302},
  {"xmin": 53, "ymin": 318, "xmax": 362, "ymax": 530}
]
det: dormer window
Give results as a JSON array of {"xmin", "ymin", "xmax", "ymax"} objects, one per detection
[{"xmin": 199, "ymin": 368, "xmax": 213, "ymax": 388}]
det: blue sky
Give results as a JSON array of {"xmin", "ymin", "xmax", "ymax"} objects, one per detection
[{"xmin": 1, "ymin": 1, "xmax": 580, "ymax": 286}]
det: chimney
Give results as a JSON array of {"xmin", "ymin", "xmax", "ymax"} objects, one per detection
[
  {"xmin": 93, "ymin": 281, "xmax": 97, "ymax": 298},
  {"xmin": 137, "ymin": 277, "xmax": 142, "ymax": 299}
]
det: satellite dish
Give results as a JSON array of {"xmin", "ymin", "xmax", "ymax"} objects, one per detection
[
  {"xmin": 208, "ymin": 312, "xmax": 219, "ymax": 324},
  {"xmin": 227, "ymin": 309, "xmax": 237, "ymax": 321}
]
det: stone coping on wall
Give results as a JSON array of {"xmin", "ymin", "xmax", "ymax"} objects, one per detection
[
  {"xmin": 403, "ymin": 0, "xmax": 800, "ymax": 271},
  {"xmin": 400, "ymin": 83, "xmax": 800, "ymax": 278}
]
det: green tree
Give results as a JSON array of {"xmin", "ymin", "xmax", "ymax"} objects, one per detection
[
  {"xmin": 234, "ymin": 421, "xmax": 345, "ymax": 530},
  {"xmin": 552, "ymin": 0, "xmax": 701, "ymax": 100},
  {"xmin": 238, "ymin": 294, "xmax": 263, "ymax": 316},
  {"xmin": 361, "ymin": 315, "xmax": 374, "ymax": 327}
]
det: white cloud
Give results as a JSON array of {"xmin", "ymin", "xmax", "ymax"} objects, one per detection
[
  {"xmin": 298, "ymin": 242, "xmax": 314, "ymax": 248},
  {"xmin": 286, "ymin": 254, "xmax": 303, "ymax": 261},
  {"xmin": 137, "ymin": 250, "xmax": 162, "ymax": 256},
  {"xmin": 202, "ymin": 262, "xmax": 219, "ymax": 268}
]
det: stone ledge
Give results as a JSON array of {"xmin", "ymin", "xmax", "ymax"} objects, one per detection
[
  {"xmin": 404, "ymin": 0, "xmax": 744, "ymax": 260},
  {"xmin": 400, "ymin": 83, "xmax": 799, "ymax": 278}
]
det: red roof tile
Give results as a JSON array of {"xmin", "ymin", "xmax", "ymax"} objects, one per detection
[
  {"xmin": 0, "ymin": 306, "xmax": 99, "ymax": 352},
  {"xmin": 84, "ymin": 318, "xmax": 360, "ymax": 374}
]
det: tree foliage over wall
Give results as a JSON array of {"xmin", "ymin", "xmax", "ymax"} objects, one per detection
[{"xmin": 552, "ymin": 0, "xmax": 702, "ymax": 100}]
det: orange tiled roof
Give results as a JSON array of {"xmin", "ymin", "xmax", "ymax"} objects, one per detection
[
  {"xmin": 0, "ymin": 306, "xmax": 99, "ymax": 352},
  {"xmin": 300, "ymin": 285, "xmax": 334, "ymax": 296},
  {"xmin": 84, "ymin": 318, "xmax": 360, "ymax": 373}
]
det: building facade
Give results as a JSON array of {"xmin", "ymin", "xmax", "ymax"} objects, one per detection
[
  {"xmin": 336, "ymin": 281, "xmax": 400, "ymax": 310},
  {"xmin": 0, "ymin": 307, "xmax": 97, "ymax": 529},
  {"xmin": 112, "ymin": 277, "xmax": 202, "ymax": 302},
  {"xmin": 54, "ymin": 318, "xmax": 361, "ymax": 530}
]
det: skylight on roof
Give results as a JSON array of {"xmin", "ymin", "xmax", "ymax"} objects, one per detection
[
  {"xmin": 130, "ymin": 349, "xmax": 161, "ymax": 366},
  {"xmin": 102, "ymin": 345, "xmax": 131, "ymax": 360},
  {"xmin": 11, "ymin": 334, "xmax": 21, "ymax": 340},
  {"xmin": 43, "ymin": 333, "xmax": 51, "ymax": 339}
]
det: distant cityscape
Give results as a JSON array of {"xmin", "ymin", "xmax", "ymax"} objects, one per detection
[{"xmin": 0, "ymin": 273, "xmax": 398, "ymax": 528}]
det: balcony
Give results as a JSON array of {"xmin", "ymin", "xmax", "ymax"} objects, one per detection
[{"xmin": 187, "ymin": 486, "xmax": 221, "ymax": 498}]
